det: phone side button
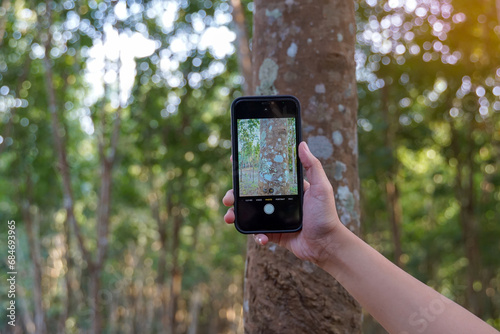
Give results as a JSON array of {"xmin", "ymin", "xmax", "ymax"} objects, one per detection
[{"xmin": 263, "ymin": 203, "xmax": 275, "ymax": 215}]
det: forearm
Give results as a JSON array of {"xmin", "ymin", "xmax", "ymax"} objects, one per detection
[{"xmin": 321, "ymin": 223, "xmax": 498, "ymax": 334}]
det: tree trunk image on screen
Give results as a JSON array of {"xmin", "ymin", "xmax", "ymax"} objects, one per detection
[
  {"xmin": 258, "ymin": 118, "xmax": 289, "ymax": 196},
  {"xmin": 243, "ymin": 0, "xmax": 362, "ymax": 333}
]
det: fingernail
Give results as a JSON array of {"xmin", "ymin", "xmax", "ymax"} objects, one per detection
[
  {"xmin": 303, "ymin": 142, "xmax": 310, "ymax": 153},
  {"xmin": 257, "ymin": 236, "xmax": 262, "ymax": 245}
]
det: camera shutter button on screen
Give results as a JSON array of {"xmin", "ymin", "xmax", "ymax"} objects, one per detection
[{"xmin": 263, "ymin": 203, "xmax": 275, "ymax": 215}]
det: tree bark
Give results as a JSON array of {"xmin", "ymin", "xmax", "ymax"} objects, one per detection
[{"xmin": 244, "ymin": 1, "xmax": 362, "ymax": 333}]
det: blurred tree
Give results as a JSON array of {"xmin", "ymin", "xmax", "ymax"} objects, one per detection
[{"xmin": 0, "ymin": 0, "xmax": 244, "ymax": 333}]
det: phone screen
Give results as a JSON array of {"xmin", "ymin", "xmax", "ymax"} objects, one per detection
[
  {"xmin": 231, "ymin": 96, "xmax": 303, "ymax": 234},
  {"xmin": 237, "ymin": 118, "xmax": 298, "ymax": 197}
]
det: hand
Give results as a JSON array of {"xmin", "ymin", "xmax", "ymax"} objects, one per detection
[{"xmin": 223, "ymin": 141, "xmax": 342, "ymax": 266}]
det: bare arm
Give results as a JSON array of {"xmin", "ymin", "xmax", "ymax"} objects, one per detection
[
  {"xmin": 223, "ymin": 142, "xmax": 498, "ymax": 334},
  {"xmin": 321, "ymin": 222, "xmax": 497, "ymax": 334}
]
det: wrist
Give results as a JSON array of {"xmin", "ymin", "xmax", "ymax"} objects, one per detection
[{"xmin": 314, "ymin": 222, "xmax": 353, "ymax": 278}]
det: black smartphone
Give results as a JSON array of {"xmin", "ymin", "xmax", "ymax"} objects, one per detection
[{"xmin": 231, "ymin": 95, "xmax": 303, "ymax": 234}]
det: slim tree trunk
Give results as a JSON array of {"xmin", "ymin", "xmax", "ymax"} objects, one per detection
[
  {"xmin": 153, "ymin": 191, "xmax": 171, "ymax": 333},
  {"xmin": 385, "ymin": 181, "xmax": 403, "ymax": 266},
  {"xmin": 187, "ymin": 285, "xmax": 203, "ymax": 334},
  {"xmin": 244, "ymin": 1, "xmax": 362, "ymax": 332},
  {"xmin": 450, "ymin": 117, "xmax": 482, "ymax": 316},
  {"xmin": 43, "ymin": 1, "xmax": 122, "ymax": 331},
  {"xmin": 0, "ymin": 0, "xmax": 10, "ymax": 47},
  {"xmin": 16, "ymin": 267, "xmax": 36, "ymax": 333},
  {"xmin": 381, "ymin": 84, "xmax": 403, "ymax": 267},
  {"xmin": 58, "ymin": 219, "xmax": 73, "ymax": 334},
  {"xmin": 22, "ymin": 174, "xmax": 47, "ymax": 334},
  {"xmin": 230, "ymin": 0, "xmax": 252, "ymax": 94},
  {"xmin": 169, "ymin": 214, "xmax": 183, "ymax": 334},
  {"xmin": 462, "ymin": 122, "xmax": 482, "ymax": 315}
]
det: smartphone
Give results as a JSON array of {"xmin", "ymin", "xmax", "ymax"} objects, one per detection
[{"xmin": 231, "ymin": 95, "xmax": 303, "ymax": 234}]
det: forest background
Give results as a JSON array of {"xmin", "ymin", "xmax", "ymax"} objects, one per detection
[{"xmin": 0, "ymin": 0, "xmax": 500, "ymax": 333}]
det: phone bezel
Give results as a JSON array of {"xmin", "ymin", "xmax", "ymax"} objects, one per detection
[{"xmin": 230, "ymin": 95, "xmax": 303, "ymax": 234}]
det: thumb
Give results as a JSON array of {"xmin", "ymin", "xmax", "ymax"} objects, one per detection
[{"xmin": 298, "ymin": 141, "xmax": 330, "ymax": 187}]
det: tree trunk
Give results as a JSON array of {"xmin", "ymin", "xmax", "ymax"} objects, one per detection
[
  {"xmin": 169, "ymin": 214, "xmax": 183, "ymax": 334},
  {"xmin": 187, "ymin": 285, "xmax": 203, "ymax": 334},
  {"xmin": 381, "ymin": 84, "xmax": 403, "ymax": 267},
  {"xmin": 385, "ymin": 181, "xmax": 403, "ymax": 267},
  {"xmin": 230, "ymin": 0, "xmax": 252, "ymax": 94},
  {"xmin": 58, "ymin": 219, "xmax": 73, "ymax": 334},
  {"xmin": 450, "ymin": 117, "xmax": 483, "ymax": 316},
  {"xmin": 244, "ymin": 1, "xmax": 361, "ymax": 333},
  {"xmin": 22, "ymin": 175, "xmax": 47, "ymax": 334},
  {"xmin": 154, "ymin": 191, "xmax": 171, "ymax": 334}
]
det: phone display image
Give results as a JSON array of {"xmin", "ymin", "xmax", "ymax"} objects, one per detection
[{"xmin": 237, "ymin": 118, "xmax": 298, "ymax": 197}]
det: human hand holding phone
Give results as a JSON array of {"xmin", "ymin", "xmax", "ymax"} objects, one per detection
[
  {"xmin": 223, "ymin": 142, "xmax": 499, "ymax": 334},
  {"xmin": 223, "ymin": 141, "xmax": 342, "ymax": 266}
]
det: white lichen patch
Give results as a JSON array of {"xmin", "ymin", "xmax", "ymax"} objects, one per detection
[
  {"xmin": 243, "ymin": 300, "xmax": 249, "ymax": 313},
  {"xmin": 334, "ymin": 161, "xmax": 347, "ymax": 181},
  {"xmin": 256, "ymin": 58, "xmax": 279, "ymax": 95},
  {"xmin": 302, "ymin": 260, "xmax": 315, "ymax": 273},
  {"xmin": 349, "ymin": 131, "xmax": 358, "ymax": 156},
  {"xmin": 303, "ymin": 125, "xmax": 315, "ymax": 133},
  {"xmin": 265, "ymin": 8, "xmax": 282, "ymax": 19},
  {"xmin": 307, "ymin": 135, "xmax": 333, "ymax": 159},
  {"xmin": 268, "ymin": 243, "xmax": 277, "ymax": 252},
  {"xmin": 338, "ymin": 104, "xmax": 346, "ymax": 113},
  {"xmin": 337, "ymin": 33, "xmax": 343, "ymax": 42},
  {"xmin": 332, "ymin": 130, "xmax": 343, "ymax": 146},
  {"xmin": 287, "ymin": 42, "xmax": 298, "ymax": 58},
  {"xmin": 274, "ymin": 155, "xmax": 284, "ymax": 163},
  {"xmin": 315, "ymin": 84, "xmax": 326, "ymax": 94},
  {"xmin": 337, "ymin": 185, "xmax": 355, "ymax": 225}
]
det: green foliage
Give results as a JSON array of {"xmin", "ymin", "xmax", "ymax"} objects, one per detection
[
  {"xmin": 0, "ymin": 0, "xmax": 499, "ymax": 332},
  {"xmin": 356, "ymin": 0, "xmax": 500, "ymax": 329}
]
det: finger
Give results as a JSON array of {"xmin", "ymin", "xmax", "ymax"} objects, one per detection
[
  {"xmin": 224, "ymin": 207, "xmax": 235, "ymax": 224},
  {"xmin": 253, "ymin": 233, "xmax": 268, "ymax": 245},
  {"xmin": 222, "ymin": 189, "xmax": 234, "ymax": 207},
  {"xmin": 298, "ymin": 142, "xmax": 330, "ymax": 187},
  {"xmin": 303, "ymin": 179, "xmax": 311, "ymax": 192}
]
